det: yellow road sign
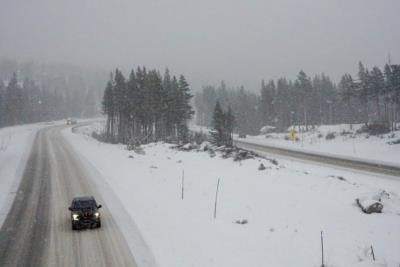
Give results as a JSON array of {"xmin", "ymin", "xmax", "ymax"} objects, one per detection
[{"xmin": 290, "ymin": 131, "xmax": 296, "ymax": 140}]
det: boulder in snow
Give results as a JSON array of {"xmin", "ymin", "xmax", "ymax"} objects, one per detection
[{"xmin": 356, "ymin": 198, "xmax": 383, "ymax": 214}]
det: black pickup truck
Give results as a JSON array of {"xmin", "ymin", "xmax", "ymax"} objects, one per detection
[{"xmin": 69, "ymin": 196, "xmax": 102, "ymax": 230}]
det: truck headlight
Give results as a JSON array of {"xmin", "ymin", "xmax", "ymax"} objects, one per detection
[
  {"xmin": 94, "ymin": 212, "xmax": 100, "ymax": 218},
  {"xmin": 72, "ymin": 214, "xmax": 79, "ymax": 220}
]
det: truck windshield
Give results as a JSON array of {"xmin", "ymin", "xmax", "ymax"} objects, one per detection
[{"xmin": 74, "ymin": 200, "xmax": 96, "ymax": 209}]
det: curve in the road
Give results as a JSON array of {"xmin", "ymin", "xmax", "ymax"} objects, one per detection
[{"xmin": 237, "ymin": 140, "xmax": 400, "ymax": 178}]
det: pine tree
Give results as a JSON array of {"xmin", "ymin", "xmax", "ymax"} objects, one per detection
[
  {"xmin": 339, "ymin": 74, "xmax": 356, "ymax": 126},
  {"xmin": 296, "ymin": 71, "xmax": 313, "ymax": 130},
  {"xmin": 210, "ymin": 101, "xmax": 225, "ymax": 146},
  {"xmin": 5, "ymin": 73, "xmax": 21, "ymax": 125},
  {"xmin": 389, "ymin": 65, "xmax": 400, "ymax": 130},
  {"xmin": 102, "ymin": 78, "xmax": 115, "ymax": 140},
  {"xmin": 176, "ymin": 75, "xmax": 194, "ymax": 142},
  {"xmin": 275, "ymin": 78, "xmax": 291, "ymax": 129},
  {"xmin": 224, "ymin": 105, "xmax": 235, "ymax": 146},
  {"xmin": 126, "ymin": 70, "xmax": 138, "ymax": 140},
  {"xmin": 357, "ymin": 61, "xmax": 369, "ymax": 124},
  {"xmin": 383, "ymin": 64, "xmax": 392, "ymax": 124},
  {"xmin": 260, "ymin": 80, "xmax": 275, "ymax": 126},
  {"xmin": 0, "ymin": 81, "xmax": 4, "ymax": 127},
  {"xmin": 210, "ymin": 101, "xmax": 235, "ymax": 147},
  {"xmin": 369, "ymin": 66, "xmax": 384, "ymax": 122},
  {"xmin": 113, "ymin": 69, "xmax": 128, "ymax": 143}
]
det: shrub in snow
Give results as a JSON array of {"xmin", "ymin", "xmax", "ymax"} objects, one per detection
[
  {"xmin": 192, "ymin": 132, "xmax": 208, "ymax": 145},
  {"xmin": 317, "ymin": 133, "xmax": 323, "ymax": 138},
  {"xmin": 325, "ymin": 132, "xmax": 336, "ymax": 140},
  {"xmin": 284, "ymin": 135, "xmax": 290, "ymax": 141},
  {"xmin": 172, "ymin": 143, "xmax": 200, "ymax": 151},
  {"xmin": 258, "ymin": 163, "xmax": 266, "ymax": 170},
  {"xmin": 133, "ymin": 146, "xmax": 145, "ymax": 155},
  {"xmin": 92, "ymin": 131, "xmax": 118, "ymax": 144},
  {"xmin": 233, "ymin": 149, "xmax": 255, "ymax": 161},
  {"xmin": 357, "ymin": 123, "xmax": 390, "ymax": 135},
  {"xmin": 126, "ymin": 138, "xmax": 142, "ymax": 151},
  {"xmin": 270, "ymin": 159, "xmax": 278, "ymax": 166},
  {"xmin": 340, "ymin": 130, "xmax": 353, "ymax": 136},
  {"xmin": 235, "ymin": 219, "xmax": 248, "ymax": 224},
  {"xmin": 387, "ymin": 139, "xmax": 400, "ymax": 145},
  {"xmin": 208, "ymin": 150, "xmax": 216, "ymax": 158}
]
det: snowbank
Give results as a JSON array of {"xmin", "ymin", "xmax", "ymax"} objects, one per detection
[
  {"xmin": 64, "ymin": 123, "xmax": 400, "ymax": 267},
  {"xmin": 0, "ymin": 123, "xmax": 50, "ymax": 227},
  {"xmin": 240, "ymin": 124, "xmax": 400, "ymax": 166}
]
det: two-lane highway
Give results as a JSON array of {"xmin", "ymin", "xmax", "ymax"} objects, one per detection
[{"xmin": 0, "ymin": 126, "xmax": 138, "ymax": 267}]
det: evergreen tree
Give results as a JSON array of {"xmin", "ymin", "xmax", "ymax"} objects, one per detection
[
  {"xmin": 275, "ymin": 78, "xmax": 291, "ymax": 129},
  {"xmin": 369, "ymin": 66, "xmax": 385, "ymax": 122},
  {"xmin": 210, "ymin": 101, "xmax": 225, "ymax": 146},
  {"xmin": 224, "ymin": 105, "xmax": 235, "ymax": 146},
  {"xmin": 113, "ymin": 69, "xmax": 128, "ymax": 143},
  {"xmin": 210, "ymin": 101, "xmax": 235, "ymax": 147},
  {"xmin": 102, "ymin": 78, "xmax": 115, "ymax": 140},
  {"xmin": 0, "ymin": 81, "xmax": 4, "ymax": 127},
  {"xmin": 383, "ymin": 64, "xmax": 392, "ymax": 123},
  {"xmin": 295, "ymin": 71, "xmax": 313, "ymax": 130},
  {"xmin": 260, "ymin": 80, "xmax": 275, "ymax": 126},
  {"xmin": 339, "ymin": 74, "xmax": 356, "ymax": 126},
  {"xmin": 126, "ymin": 70, "xmax": 138, "ymax": 140},
  {"xmin": 5, "ymin": 73, "xmax": 21, "ymax": 125},
  {"xmin": 357, "ymin": 61, "xmax": 369, "ymax": 124},
  {"xmin": 176, "ymin": 75, "xmax": 194, "ymax": 142}
]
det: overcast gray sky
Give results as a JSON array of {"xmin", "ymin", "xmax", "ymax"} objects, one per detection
[{"xmin": 1, "ymin": 0, "xmax": 399, "ymax": 90}]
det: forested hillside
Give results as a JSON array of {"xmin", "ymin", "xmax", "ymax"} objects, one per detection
[
  {"xmin": 0, "ymin": 58, "xmax": 106, "ymax": 127},
  {"xmin": 195, "ymin": 61, "xmax": 400, "ymax": 135}
]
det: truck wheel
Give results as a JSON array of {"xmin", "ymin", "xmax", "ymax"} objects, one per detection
[
  {"xmin": 72, "ymin": 224, "xmax": 77, "ymax": 230},
  {"xmin": 97, "ymin": 221, "xmax": 101, "ymax": 228}
]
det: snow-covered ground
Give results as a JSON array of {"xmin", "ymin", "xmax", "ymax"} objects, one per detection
[
  {"xmin": 239, "ymin": 124, "xmax": 400, "ymax": 166},
  {"xmin": 64, "ymin": 123, "xmax": 400, "ymax": 267},
  {"xmin": 0, "ymin": 122, "xmax": 53, "ymax": 227}
]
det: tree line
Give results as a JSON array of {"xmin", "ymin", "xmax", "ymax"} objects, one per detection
[
  {"xmin": 195, "ymin": 61, "xmax": 400, "ymax": 135},
  {"xmin": 102, "ymin": 68, "xmax": 194, "ymax": 144},
  {"xmin": 0, "ymin": 72, "xmax": 97, "ymax": 128}
]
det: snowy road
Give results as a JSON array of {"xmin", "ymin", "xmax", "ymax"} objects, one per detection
[
  {"xmin": 236, "ymin": 140, "xmax": 400, "ymax": 178},
  {"xmin": 0, "ymin": 125, "xmax": 138, "ymax": 267}
]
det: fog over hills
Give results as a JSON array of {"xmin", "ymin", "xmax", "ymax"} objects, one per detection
[{"xmin": 1, "ymin": 0, "xmax": 399, "ymax": 90}]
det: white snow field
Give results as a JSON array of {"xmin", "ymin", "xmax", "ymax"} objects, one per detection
[
  {"xmin": 236, "ymin": 124, "xmax": 400, "ymax": 166},
  {"xmin": 64, "ymin": 123, "xmax": 400, "ymax": 267},
  {"xmin": 0, "ymin": 122, "xmax": 52, "ymax": 227}
]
